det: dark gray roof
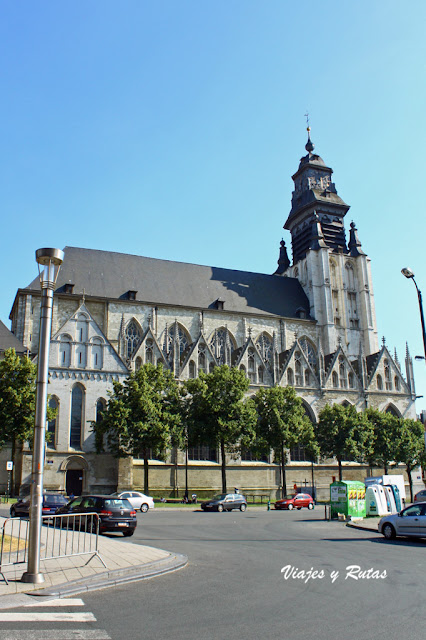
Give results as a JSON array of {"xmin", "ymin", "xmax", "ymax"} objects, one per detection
[
  {"xmin": 26, "ymin": 247, "xmax": 312, "ymax": 319},
  {"xmin": 0, "ymin": 320, "xmax": 26, "ymax": 355}
]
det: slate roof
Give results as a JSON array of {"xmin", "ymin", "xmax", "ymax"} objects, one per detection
[
  {"xmin": 0, "ymin": 320, "xmax": 26, "ymax": 355},
  {"xmin": 25, "ymin": 246, "xmax": 312, "ymax": 320}
]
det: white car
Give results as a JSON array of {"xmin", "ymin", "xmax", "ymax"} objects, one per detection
[
  {"xmin": 378, "ymin": 502, "xmax": 426, "ymax": 539},
  {"xmin": 112, "ymin": 491, "xmax": 155, "ymax": 513}
]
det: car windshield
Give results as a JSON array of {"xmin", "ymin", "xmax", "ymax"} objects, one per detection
[
  {"xmin": 104, "ymin": 499, "xmax": 132, "ymax": 509},
  {"xmin": 212, "ymin": 495, "xmax": 227, "ymax": 501}
]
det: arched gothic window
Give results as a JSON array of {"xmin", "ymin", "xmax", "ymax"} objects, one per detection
[
  {"xmin": 256, "ymin": 333, "xmax": 273, "ymax": 363},
  {"xmin": 209, "ymin": 328, "xmax": 234, "ymax": 365},
  {"xmin": 384, "ymin": 360, "xmax": 392, "ymax": 390},
  {"xmin": 348, "ymin": 371, "xmax": 355, "ymax": 389},
  {"xmin": 376, "ymin": 374, "xmax": 383, "ymax": 390},
  {"xmin": 145, "ymin": 338, "xmax": 153, "ymax": 364},
  {"xmin": 70, "ymin": 384, "xmax": 84, "ymax": 449},
  {"xmin": 295, "ymin": 352, "xmax": 302, "ymax": 386},
  {"xmin": 135, "ymin": 357, "xmax": 142, "ymax": 370},
  {"xmin": 287, "ymin": 368, "xmax": 294, "ymax": 386},
  {"xmin": 125, "ymin": 320, "xmax": 142, "ymax": 360},
  {"xmin": 394, "ymin": 376, "xmax": 400, "ymax": 391},
  {"xmin": 59, "ymin": 335, "xmax": 71, "ymax": 367},
  {"xmin": 47, "ymin": 397, "xmax": 58, "ymax": 449},
  {"xmin": 258, "ymin": 365, "xmax": 264, "ymax": 384},
  {"xmin": 91, "ymin": 337, "xmax": 103, "ymax": 370},
  {"xmin": 299, "ymin": 337, "xmax": 317, "ymax": 369},
  {"xmin": 339, "ymin": 356, "xmax": 347, "ymax": 389},
  {"xmin": 248, "ymin": 349, "xmax": 255, "ymax": 383},
  {"xmin": 198, "ymin": 350, "xmax": 206, "ymax": 373},
  {"xmin": 189, "ymin": 360, "xmax": 196, "ymax": 379},
  {"xmin": 332, "ymin": 371, "xmax": 339, "ymax": 388},
  {"xmin": 96, "ymin": 398, "xmax": 106, "ymax": 423},
  {"xmin": 345, "ymin": 262, "xmax": 356, "ymax": 290},
  {"xmin": 162, "ymin": 324, "xmax": 190, "ymax": 361},
  {"xmin": 304, "ymin": 369, "xmax": 310, "ymax": 386}
]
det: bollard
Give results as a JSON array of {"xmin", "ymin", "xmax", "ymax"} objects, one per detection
[{"xmin": 267, "ymin": 500, "xmax": 271, "ymax": 511}]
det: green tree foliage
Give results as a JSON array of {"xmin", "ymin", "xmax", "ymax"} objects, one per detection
[
  {"xmin": 93, "ymin": 363, "xmax": 182, "ymax": 493},
  {"xmin": 254, "ymin": 385, "xmax": 318, "ymax": 497},
  {"xmin": 395, "ymin": 418, "xmax": 426, "ymax": 502},
  {"xmin": 0, "ymin": 348, "xmax": 55, "ymax": 492},
  {"xmin": 365, "ymin": 408, "xmax": 402, "ymax": 474},
  {"xmin": 315, "ymin": 404, "xmax": 373, "ymax": 481},
  {"xmin": 185, "ymin": 365, "xmax": 257, "ymax": 493}
]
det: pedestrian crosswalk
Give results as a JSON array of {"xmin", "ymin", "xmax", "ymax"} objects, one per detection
[{"xmin": 0, "ymin": 597, "xmax": 111, "ymax": 640}]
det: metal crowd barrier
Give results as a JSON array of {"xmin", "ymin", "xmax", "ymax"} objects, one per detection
[{"xmin": 0, "ymin": 512, "xmax": 107, "ymax": 584}]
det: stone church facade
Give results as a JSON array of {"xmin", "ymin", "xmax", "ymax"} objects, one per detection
[{"xmin": 8, "ymin": 131, "xmax": 418, "ymax": 499}]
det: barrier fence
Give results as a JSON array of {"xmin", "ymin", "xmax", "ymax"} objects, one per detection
[{"xmin": 0, "ymin": 512, "xmax": 107, "ymax": 584}]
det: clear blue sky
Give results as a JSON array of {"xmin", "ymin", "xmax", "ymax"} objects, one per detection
[{"xmin": 1, "ymin": 1, "xmax": 425, "ymax": 411}]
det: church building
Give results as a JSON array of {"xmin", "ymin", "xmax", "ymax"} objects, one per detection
[{"xmin": 8, "ymin": 131, "xmax": 417, "ymax": 499}]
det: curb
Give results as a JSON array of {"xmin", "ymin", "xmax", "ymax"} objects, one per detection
[
  {"xmin": 31, "ymin": 551, "xmax": 188, "ymax": 598},
  {"xmin": 346, "ymin": 521, "xmax": 380, "ymax": 533}
]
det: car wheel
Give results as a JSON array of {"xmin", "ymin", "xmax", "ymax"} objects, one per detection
[
  {"xmin": 123, "ymin": 530, "xmax": 134, "ymax": 537},
  {"xmin": 240, "ymin": 503, "xmax": 246, "ymax": 512},
  {"xmin": 287, "ymin": 504, "xmax": 294, "ymax": 510},
  {"xmin": 10, "ymin": 507, "xmax": 16, "ymax": 518},
  {"xmin": 308, "ymin": 503, "xmax": 314, "ymax": 510},
  {"xmin": 382, "ymin": 523, "xmax": 396, "ymax": 540},
  {"xmin": 217, "ymin": 504, "xmax": 224, "ymax": 512},
  {"xmin": 297, "ymin": 507, "xmax": 301, "ymax": 510},
  {"xmin": 140, "ymin": 503, "xmax": 149, "ymax": 513}
]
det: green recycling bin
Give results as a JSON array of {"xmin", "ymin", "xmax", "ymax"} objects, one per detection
[{"xmin": 330, "ymin": 481, "xmax": 366, "ymax": 519}]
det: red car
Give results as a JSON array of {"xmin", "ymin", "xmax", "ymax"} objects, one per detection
[{"xmin": 275, "ymin": 493, "xmax": 315, "ymax": 510}]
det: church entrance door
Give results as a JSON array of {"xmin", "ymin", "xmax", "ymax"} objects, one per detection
[{"xmin": 66, "ymin": 469, "xmax": 83, "ymax": 497}]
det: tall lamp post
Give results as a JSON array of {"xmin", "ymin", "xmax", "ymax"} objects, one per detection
[
  {"xmin": 22, "ymin": 248, "xmax": 64, "ymax": 584},
  {"xmin": 401, "ymin": 268, "xmax": 426, "ymax": 363}
]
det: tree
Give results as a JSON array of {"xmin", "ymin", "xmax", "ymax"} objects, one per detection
[
  {"xmin": 0, "ymin": 348, "xmax": 55, "ymax": 493},
  {"xmin": 364, "ymin": 408, "xmax": 402, "ymax": 474},
  {"xmin": 93, "ymin": 363, "xmax": 182, "ymax": 493},
  {"xmin": 394, "ymin": 418, "xmax": 426, "ymax": 502},
  {"xmin": 185, "ymin": 365, "xmax": 257, "ymax": 494},
  {"xmin": 254, "ymin": 385, "xmax": 317, "ymax": 497},
  {"xmin": 315, "ymin": 404, "xmax": 373, "ymax": 482}
]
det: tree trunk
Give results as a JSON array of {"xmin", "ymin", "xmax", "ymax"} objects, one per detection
[
  {"xmin": 220, "ymin": 439, "xmax": 227, "ymax": 494},
  {"xmin": 338, "ymin": 458, "xmax": 342, "ymax": 482},
  {"xmin": 407, "ymin": 464, "xmax": 413, "ymax": 503},
  {"xmin": 10, "ymin": 435, "xmax": 16, "ymax": 498},
  {"xmin": 281, "ymin": 442, "xmax": 287, "ymax": 498},
  {"xmin": 144, "ymin": 450, "xmax": 149, "ymax": 494},
  {"xmin": 384, "ymin": 462, "xmax": 388, "ymax": 475}
]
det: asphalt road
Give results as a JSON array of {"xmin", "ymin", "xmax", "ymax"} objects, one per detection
[{"xmin": 2, "ymin": 507, "xmax": 426, "ymax": 639}]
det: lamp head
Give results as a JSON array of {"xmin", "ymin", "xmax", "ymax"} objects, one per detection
[
  {"xmin": 36, "ymin": 248, "xmax": 64, "ymax": 289},
  {"xmin": 401, "ymin": 267, "xmax": 415, "ymax": 279}
]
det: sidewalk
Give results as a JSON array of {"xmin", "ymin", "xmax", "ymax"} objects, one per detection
[
  {"xmin": 0, "ymin": 516, "xmax": 187, "ymax": 608},
  {"xmin": 346, "ymin": 517, "xmax": 381, "ymax": 533}
]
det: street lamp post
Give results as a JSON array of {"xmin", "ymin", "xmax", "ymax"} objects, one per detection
[
  {"xmin": 401, "ymin": 268, "xmax": 426, "ymax": 363},
  {"xmin": 22, "ymin": 248, "xmax": 64, "ymax": 584}
]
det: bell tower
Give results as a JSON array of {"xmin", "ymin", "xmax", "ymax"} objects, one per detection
[{"xmin": 277, "ymin": 128, "xmax": 379, "ymax": 358}]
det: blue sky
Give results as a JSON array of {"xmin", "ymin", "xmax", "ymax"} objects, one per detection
[{"xmin": 1, "ymin": 1, "xmax": 425, "ymax": 411}]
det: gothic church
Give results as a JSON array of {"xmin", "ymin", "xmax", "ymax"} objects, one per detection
[{"xmin": 9, "ymin": 131, "xmax": 417, "ymax": 498}]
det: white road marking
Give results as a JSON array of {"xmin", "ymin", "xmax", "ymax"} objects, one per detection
[
  {"xmin": 24, "ymin": 598, "xmax": 85, "ymax": 607},
  {"xmin": 0, "ymin": 612, "xmax": 96, "ymax": 622},
  {"xmin": 0, "ymin": 632, "xmax": 110, "ymax": 640}
]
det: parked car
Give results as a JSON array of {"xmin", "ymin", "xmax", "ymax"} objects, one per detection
[
  {"xmin": 55, "ymin": 495, "xmax": 137, "ymax": 536},
  {"xmin": 10, "ymin": 493, "xmax": 69, "ymax": 518},
  {"xmin": 111, "ymin": 491, "xmax": 154, "ymax": 512},
  {"xmin": 414, "ymin": 489, "xmax": 426, "ymax": 502},
  {"xmin": 274, "ymin": 493, "xmax": 315, "ymax": 510},
  {"xmin": 379, "ymin": 502, "xmax": 426, "ymax": 539},
  {"xmin": 201, "ymin": 493, "xmax": 247, "ymax": 512}
]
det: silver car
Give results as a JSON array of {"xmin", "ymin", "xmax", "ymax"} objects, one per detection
[{"xmin": 379, "ymin": 502, "xmax": 426, "ymax": 539}]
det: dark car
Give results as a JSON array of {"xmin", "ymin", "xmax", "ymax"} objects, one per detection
[
  {"xmin": 201, "ymin": 493, "xmax": 247, "ymax": 512},
  {"xmin": 10, "ymin": 493, "xmax": 68, "ymax": 518},
  {"xmin": 274, "ymin": 493, "xmax": 315, "ymax": 510},
  {"xmin": 55, "ymin": 495, "xmax": 137, "ymax": 536}
]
